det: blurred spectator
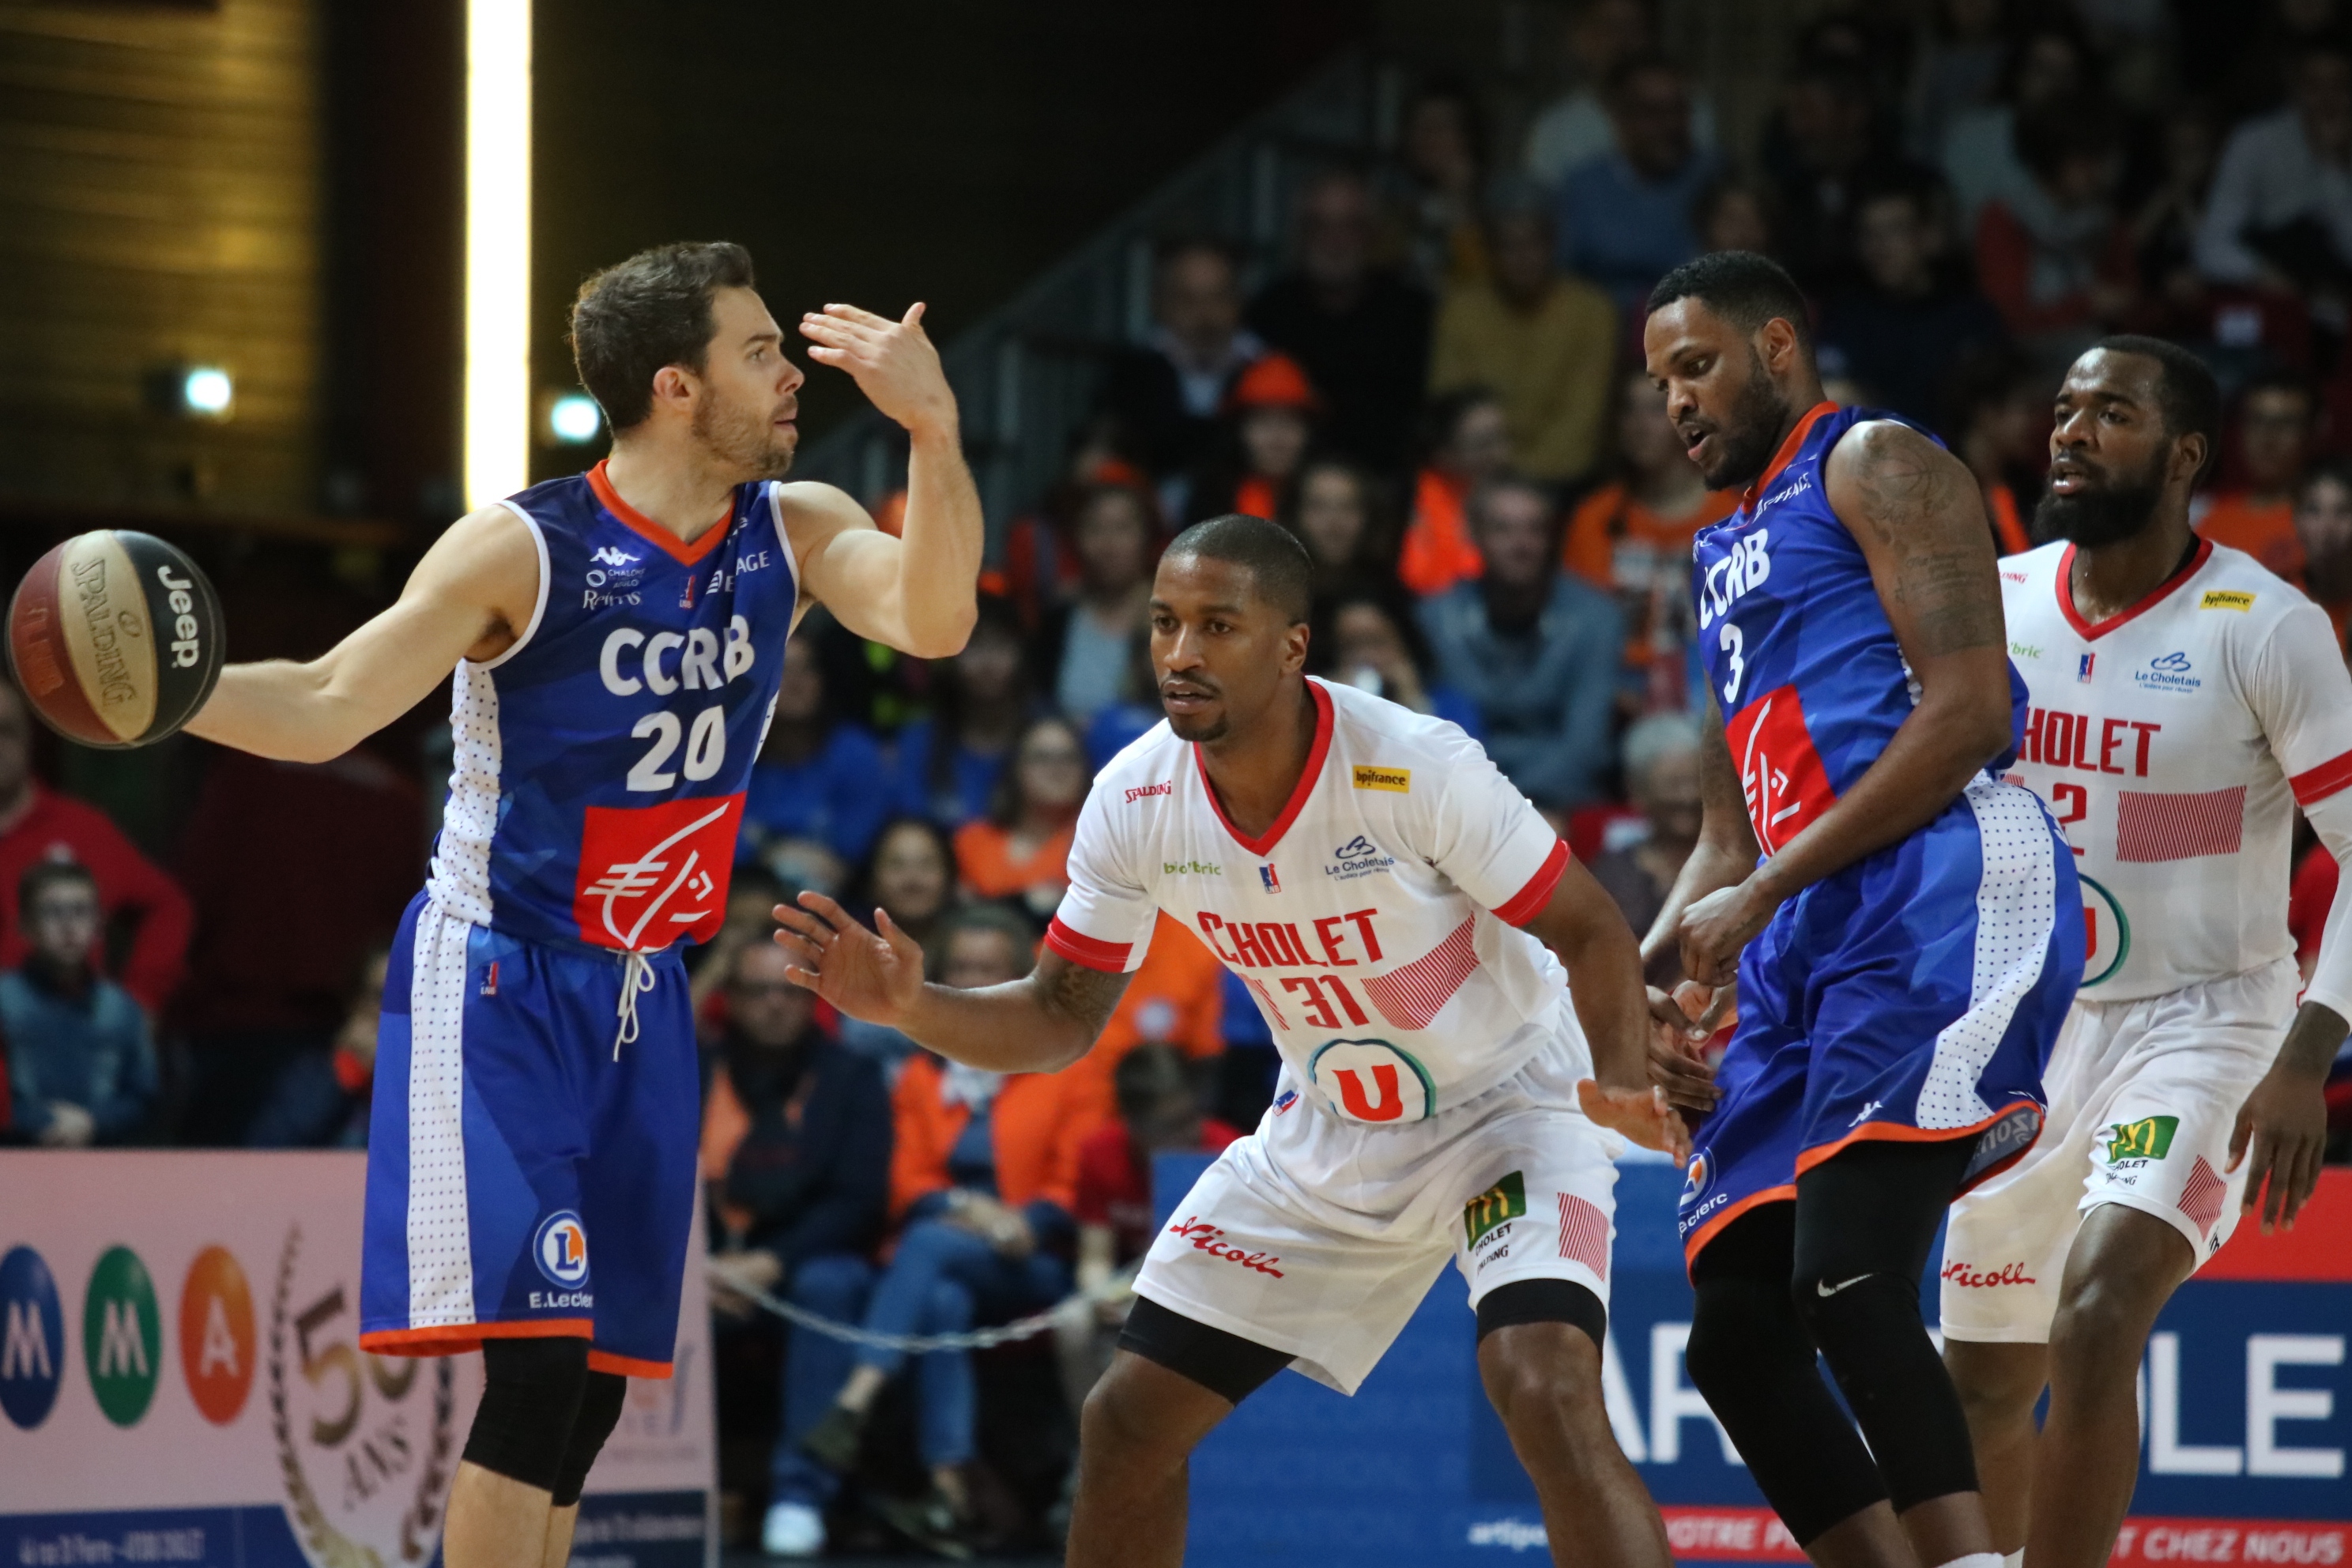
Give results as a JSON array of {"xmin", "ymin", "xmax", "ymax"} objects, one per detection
[
  {"xmin": 1941, "ymin": 19, "xmax": 2091, "ymax": 223},
  {"xmin": 2294, "ymin": 458, "xmax": 2352, "ymax": 644},
  {"xmin": 1052, "ymin": 1043, "xmax": 1239, "ymax": 1427},
  {"xmin": 2, "ymin": 861, "xmax": 156, "ymax": 1147},
  {"xmin": 891, "ymin": 598, "xmax": 1033, "ymax": 828},
  {"xmin": 796, "ymin": 905, "xmax": 1104, "ymax": 1556},
  {"xmin": 1386, "ymin": 80, "xmax": 1491, "ymax": 290},
  {"xmin": 833, "ymin": 818, "xmax": 963, "ymax": 1084},
  {"xmin": 1280, "ymin": 457, "xmax": 1398, "ymax": 602},
  {"xmin": 954, "ymin": 716, "xmax": 1087, "ymax": 922},
  {"xmin": 1099, "ymin": 239, "xmax": 1264, "ymax": 483},
  {"xmin": 0, "ymin": 682, "xmax": 190, "ymax": 1016},
  {"xmin": 1430, "ymin": 179, "xmax": 1619, "ymax": 485},
  {"xmin": 1524, "ymin": 0, "xmax": 1717, "ymax": 190},
  {"xmin": 2196, "ymin": 42, "xmax": 2352, "ymax": 319},
  {"xmin": 2211, "ymin": 0, "xmax": 2352, "ymax": 122},
  {"xmin": 1087, "ymin": 913, "xmax": 1225, "ymax": 1076},
  {"xmin": 1319, "ymin": 591, "xmax": 1485, "ymax": 738},
  {"xmin": 993, "ymin": 425, "xmax": 1137, "ymax": 631},
  {"xmin": 1946, "ymin": 346, "xmax": 2050, "ymax": 555},
  {"xmin": 1975, "ymin": 99, "xmax": 2138, "ymax": 368},
  {"xmin": 1419, "ymin": 477, "xmax": 1626, "ymax": 809},
  {"xmin": 1397, "ymin": 388, "xmax": 1514, "ymax": 597},
  {"xmin": 1562, "ymin": 371, "xmax": 1737, "ymax": 711},
  {"xmin": 702, "ymin": 938, "xmax": 892, "ymax": 1561},
  {"xmin": 1694, "ymin": 175, "xmax": 1778, "ymax": 257},
  {"xmin": 689, "ymin": 867, "xmax": 789, "ymax": 1035},
  {"xmin": 743, "ymin": 638, "xmax": 891, "ymax": 882},
  {"xmin": 1908, "ymin": 0, "xmax": 2011, "ymax": 159},
  {"xmin": 1764, "ymin": 61, "xmax": 1907, "ymax": 290},
  {"xmin": 243, "ymin": 944, "xmax": 388, "ymax": 1149},
  {"xmin": 1816, "ymin": 168, "xmax": 2009, "ymax": 428},
  {"xmin": 1247, "ymin": 171, "xmax": 1434, "ymax": 474},
  {"xmin": 1035, "ymin": 482, "xmax": 1159, "ymax": 725},
  {"xmin": 2128, "ymin": 104, "xmax": 2226, "ymax": 333},
  {"xmin": 1558, "ymin": 54, "xmax": 1717, "ymax": 310},
  {"xmin": 1186, "ymin": 353, "xmax": 1319, "ymax": 525},
  {"xmin": 2199, "ymin": 372, "xmax": 2320, "ymax": 581},
  {"xmin": 1581, "ymin": 714, "xmax": 1706, "ymax": 989}
]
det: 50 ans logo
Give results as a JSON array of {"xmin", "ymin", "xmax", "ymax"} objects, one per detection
[{"xmin": 268, "ymin": 1225, "xmax": 458, "ymax": 1568}]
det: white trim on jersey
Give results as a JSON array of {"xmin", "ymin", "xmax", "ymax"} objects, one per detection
[
  {"xmin": 427, "ymin": 663, "xmax": 504, "ymax": 927},
  {"xmin": 763, "ymin": 483, "xmax": 812, "ymax": 638},
  {"xmin": 405, "ymin": 902, "xmax": 478, "ymax": 1329},
  {"xmin": 479, "ymin": 501, "xmax": 552, "ymax": 670}
]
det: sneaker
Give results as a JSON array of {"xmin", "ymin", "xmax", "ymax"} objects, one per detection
[
  {"xmin": 798, "ymin": 1404, "xmax": 866, "ymax": 1473},
  {"xmin": 761, "ymin": 1501, "xmax": 826, "ymax": 1558},
  {"xmin": 867, "ymin": 1487, "xmax": 974, "ymax": 1561}
]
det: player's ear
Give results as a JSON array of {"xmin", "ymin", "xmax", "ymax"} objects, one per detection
[
  {"xmin": 1281, "ymin": 617, "xmax": 1310, "ymax": 673},
  {"xmin": 2169, "ymin": 430, "xmax": 2210, "ymax": 490},
  {"xmin": 647, "ymin": 364, "xmax": 697, "ymax": 418}
]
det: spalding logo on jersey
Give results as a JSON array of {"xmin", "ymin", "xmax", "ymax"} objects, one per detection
[
  {"xmin": 1308, "ymin": 1038, "xmax": 1437, "ymax": 1123},
  {"xmin": 533, "ymin": 1212, "xmax": 590, "ymax": 1288},
  {"xmin": 572, "ymin": 794, "xmax": 746, "ymax": 951}
]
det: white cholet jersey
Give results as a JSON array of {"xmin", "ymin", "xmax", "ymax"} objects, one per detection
[
  {"xmin": 1999, "ymin": 538, "xmax": 2352, "ymax": 1016},
  {"xmin": 1046, "ymin": 677, "xmax": 1579, "ymax": 1125}
]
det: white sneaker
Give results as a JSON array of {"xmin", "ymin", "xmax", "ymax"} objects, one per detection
[{"xmin": 762, "ymin": 1501, "xmax": 825, "ymax": 1558}]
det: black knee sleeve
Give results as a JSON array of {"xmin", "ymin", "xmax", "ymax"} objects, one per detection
[
  {"xmin": 1476, "ymin": 1278, "xmax": 1607, "ymax": 1348},
  {"xmin": 1687, "ymin": 1211, "xmax": 1888, "ymax": 1544},
  {"xmin": 551, "ymin": 1371, "xmax": 628, "ymax": 1507},
  {"xmin": 1117, "ymin": 1295, "xmax": 1294, "ymax": 1406},
  {"xmin": 462, "ymin": 1338, "xmax": 590, "ymax": 1493}
]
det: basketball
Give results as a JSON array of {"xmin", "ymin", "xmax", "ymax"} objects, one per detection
[{"xmin": 6, "ymin": 530, "xmax": 224, "ymax": 749}]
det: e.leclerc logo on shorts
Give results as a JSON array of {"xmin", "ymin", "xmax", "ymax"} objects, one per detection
[
  {"xmin": 0, "ymin": 1244, "xmax": 65, "ymax": 1430},
  {"xmin": 534, "ymin": 1212, "xmax": 591, "ymax": 1289}
]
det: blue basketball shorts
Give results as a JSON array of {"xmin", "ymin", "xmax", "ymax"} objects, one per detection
[
  {"xmin": 1676, "ymin": 778, "xmax": 2085, "ymax": 1267},
  {"xmin": 358, "ymin": 891, "xmax": 699, "ymax": 1376}
]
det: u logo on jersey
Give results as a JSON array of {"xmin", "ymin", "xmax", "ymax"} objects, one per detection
[
  {"xmin": 533, "ymin": 1212, "xmax": 590, "ymax": 1288},
  {"xmin": 1308, "ymin": 1038, "xmax": 1435, "ymax": 1123}
]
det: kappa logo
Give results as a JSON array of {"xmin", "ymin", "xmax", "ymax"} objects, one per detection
[
  {"xmin": 591, "ymin": 547, "xmax": 642, "ymax": 568},
  {"xmin": 534, "ymin": 1211, "xmax": 590, "ymax": 1288}
]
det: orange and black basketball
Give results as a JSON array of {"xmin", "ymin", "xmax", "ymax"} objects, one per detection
[{"xmin": 6, "ymin": 530, "xmax": 224, "ymax": 748}]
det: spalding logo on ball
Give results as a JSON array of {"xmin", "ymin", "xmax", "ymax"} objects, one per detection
[{"xmin": 7, "ymin": 531, "xmax": 224, "ymax": 748}]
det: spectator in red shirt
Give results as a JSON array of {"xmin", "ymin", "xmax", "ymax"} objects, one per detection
[
  {"xmin": 1053, "ymin": 1042, "xmax": 1238, "ymax": 1427},
  {"xmin": 1975, "ymin": 97, "xmax": 2137, "ymax": 368},
  {"xmin": 0, "ymin": 680, "xmax": 191, "ymax": 1016}
]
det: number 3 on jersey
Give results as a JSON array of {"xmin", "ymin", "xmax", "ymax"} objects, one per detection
[{"xmin": 1718, "ymin": 620, "xmax": 1745, "ymax": 705}]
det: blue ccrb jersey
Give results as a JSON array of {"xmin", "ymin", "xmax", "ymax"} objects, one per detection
[
  {"xmin": 1691, "ymin": 401, "xmax": 2028, "ymax": 854},
  {"xmin": 424, "ymin": 460, "xmax": 800, "ymax": 955}
]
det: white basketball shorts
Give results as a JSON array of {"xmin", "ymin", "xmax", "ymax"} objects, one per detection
[{"xmin": 1941, "ymin": 957, "xmax": 2295, "ymax": 1344}]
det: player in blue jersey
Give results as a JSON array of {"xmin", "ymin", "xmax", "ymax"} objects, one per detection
[
  {"xmin": 184, "ymin": 243, "xmax": 982, "ymax": 1567},
  {"xmin": 1637, "ymin": 252, "xmax": 2082, "ymax": 1568}
]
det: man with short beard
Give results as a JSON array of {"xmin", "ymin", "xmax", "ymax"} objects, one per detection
[
  {"xmin": 183, "ymin": 242, "xmax": 983, "ymax": 1568},
  {"xmin": 1941, "ymin": 337, "xmax": 2352, "ymax": 1568},
  {"xmin": 1640, "ymin": 251, "xmax": 2081, "ymax": 1568}
]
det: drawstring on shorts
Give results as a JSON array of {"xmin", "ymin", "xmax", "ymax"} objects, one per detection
[{"xmin": 615, "ymin": 951, "xmax": 657, "ymax": 1058}]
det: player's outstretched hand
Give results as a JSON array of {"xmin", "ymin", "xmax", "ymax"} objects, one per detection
[
  {"xmin": 2226, "ymin": 1059, "xmax": 2328, "ymax": 1234},
  {"xmin": 773, "ymin": 891, "xmax": 925, "ymax": 1025},
  {"xmin": 1645, "ymin": 982, "xmax": 1724, "ymax": 1115},
  {"xmin": 798, "ymin": 302, "xmax": 957, "ymax": 439},
  {"xmin": 1577, "ymin": 1079, "xmax": 1692, "ymax": 1167}
]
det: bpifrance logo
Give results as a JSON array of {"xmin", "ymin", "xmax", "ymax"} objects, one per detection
[
  {"xmin": 534, "ymin": 1212, "xmax": 590, "ymax": 1288},
  {"xmin": 85, "ymin": 1245, "xmax": 162, "ymax": 1427},
  {"xmin": 0, "ymin": 1245, "xmax": 64, "ymax": 1430}
]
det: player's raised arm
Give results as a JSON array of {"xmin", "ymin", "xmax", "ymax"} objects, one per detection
[
  {"xmin": 785, "ymin": 302, "xmax": 982, "ymax": 658},
  {"xmin": 181, "ymin": 503, "xmax": 539, "ymax": 765},
  {"xmin": 774, "ymin": 892, "xmax": 1129, "ymax": 1073}
]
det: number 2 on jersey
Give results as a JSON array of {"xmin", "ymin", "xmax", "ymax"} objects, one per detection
[
  {"xmin": 1282, "ymin": 974, "xmax": 1368, "ymax": 1031},
  {"xmin": 628, "ymin": 705, "xmax": 727, "ymax": 791}
]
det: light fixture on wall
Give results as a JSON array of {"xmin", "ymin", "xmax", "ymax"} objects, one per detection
[
  {"xmin": 143, "ymin": 364, "xmax": 236, "ymax": 422},
  {"xmin": 462, "ymin": 0, "xmax": 532, "ymax": 507},
  {"xmin": 545, "ymin": 392, "xmax": 603, "ymax": 445}
]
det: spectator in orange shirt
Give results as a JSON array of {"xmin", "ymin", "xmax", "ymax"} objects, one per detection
[
  {"xmin": 1085, "ymin": 912, "xmax": 1226, "ymax": 1082},
  {"xmin": 1562, "ymin": 371, "xmax": 1737, "ymax": 712},
  {"xmin": 2294, "ymin": 458, "xmax": 2352, "ymax": 653},
  {"xmin": 2199, "ymin": 372, "xmax": 2318, "ymax": 583},
  {"xmin": 797, "ymin": 905, "xmax": 1106, "ymax": 1552},
  {"xmin": 1396, "ymin": 386, "xmax": 1515, "ymax": 597},
  {"xmin": 953, "ymin": 715, "xmax": 1087, "ymax": 922},
  {"xmin": 1185, "ymin": 352, "xmax": 1320, "ymax": 526}
]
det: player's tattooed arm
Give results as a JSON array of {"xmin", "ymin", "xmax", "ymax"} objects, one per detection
[
  {"xmin": 773, "ymin": 893, "xmax": 1127, "ymax": 1072},
  {"xmin": 1834, "ymin": 420, "xmax": 2008, "ymax": 659}
]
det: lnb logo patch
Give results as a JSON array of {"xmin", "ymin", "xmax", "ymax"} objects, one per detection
[{"xmin": 533, "ymin": 1212, "xmax": 590, "ymax": 1288}]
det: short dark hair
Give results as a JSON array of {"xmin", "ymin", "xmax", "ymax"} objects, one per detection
[
  {"xmin": 1465, "ymin": 473, "xmax": 1559, "ymax": 537},
  {"xmin": 18, "ymin": 858, "xmax": 95, "ymax": 912},
  {"xmin": 2091, "ymin": 335, "xmax": 2221, "ymax": 481},
  {"xmin": 569, "ymin": 241, "xmax": 757, "ymax": 432},
  {"xmin": 1645, "ymin": 250, "xmax": 1814, "ymax": 350},
  {"xmin": 1165, "ymin": 514, "xmax": 1316, "ymax": 626},
  {"xmin": 939, "ymin": 903, "xmax": 1039, "ymax": 965},
  {"xmin": 2240, "ymin": 368, "xmax": 2318, "ymax": 414}
]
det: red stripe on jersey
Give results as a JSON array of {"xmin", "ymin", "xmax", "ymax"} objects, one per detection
[
  {"xmin": 1361, "ymin": 918, "xmax": 1481, "ymax": 1031},
  {"xmin": 1198, "ymin": 679, "xmax": 1335, "ymax": 858},
  {"xmin": 1558, "ymin": 1193, "xmax": 1609, "ymax": 1280},
  {"xmin": 2116, "ymin": 786, "xmax": 2245, "ymax": 862},
  {"xmin": 2177, "ymin": 1155, "xmax": 2227, "ymax": 1240},
  {"xmin": 1044, "ymin": 918, "xmax": 1131, "ymax": 973},
  {"xmin": 1494, "ymin": 839, "xmax": 1570, "ymax": 926},
  {"xmin": 1242, "ymin": 975, "xmax": 1291, "ymax": 1031},
  {"xmin": 2290, "ymin": 746, "xmax": 2352, "ymax": 808},
  {"xmin": 2055, "ymin": 539, "xmax": 2213, "ymax": 641}
]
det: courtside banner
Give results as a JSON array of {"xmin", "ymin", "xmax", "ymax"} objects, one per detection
[
  {"xmin": 0, "ymin": 1152, "xmax": 716, "ymax": 1568},
  {"xmin": 1169, "ymin": 1156, "xmax": 2351, "ymax": 1566}
]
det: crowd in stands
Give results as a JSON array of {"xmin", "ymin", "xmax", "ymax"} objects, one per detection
[{"xmin": 11, "ymin": 0, "xmax": 2352, "ymax": 1555}]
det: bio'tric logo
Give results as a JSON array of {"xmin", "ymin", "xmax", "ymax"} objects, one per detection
[
  {"xmin": 0, "ymin": 1245, "xmax": 64, "ymax": 1430},
  {"xmin": 534, "ymin": 1212, "xmax": 590, "ymax": 1288},
  {"xmin": 180, "ymin": 1245, "xmax": 257, "ymax": 1425},
  {"xmin": 84, "ymin": 1245, "xmax": 162, "ymax": 1427}
]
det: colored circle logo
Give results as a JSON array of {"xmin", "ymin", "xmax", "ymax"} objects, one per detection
[
  {"xmin": 533, "ymin": 1212, "xmax": 590, "ymax": 1288},
  {"xmin": 84, "ymin": 1245, "xmax": 162, "ymax": 1427},
  {"xmin": 0, "ymin": 1246, "xmax": 65, "ymax": 1430},
  {"xmin": 2079, "ymin": 874, "xmax": 2132, "ymax": 987},
  {"xmin": 1307, "ymin": 1038, "xmax": 1435, "ymax": 1123},
  {"xmin": 179, "ymin": 1245, "xmax": 255, "ymax": 1425},
  {"xmin": 1680, "ymin": 1151, "xmax": 1713, "ymax": 1208}
]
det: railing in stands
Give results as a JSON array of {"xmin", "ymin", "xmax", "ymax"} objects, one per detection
[{"xmin": 787, "ymin": 48, "xmax": 1404, "ymax": 552}]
